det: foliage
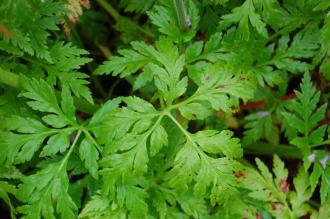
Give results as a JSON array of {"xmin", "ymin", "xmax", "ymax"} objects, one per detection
[{"xmin": 0, "ymin": 0, "xmax": 329, "ymax": 218}]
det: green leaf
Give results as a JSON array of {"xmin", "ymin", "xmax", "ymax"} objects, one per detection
[
  {"xmin": 149, "ymin": 124, "xmax": 168, "ymax": 156},
  {"xmin": 147, "ymin": 0, "xmax": 200, "ymax": 42},
  {"xmin": 320, "ymin": 167, "xmax": 330, "ymax": 204},
  {"xmin": 0, "ymin": 0, "xmax": 66, "ymax": 61},
  {"xmin": 61, "ymin": 85, "xmax": 76, "ymax": 123},
  {"xmin": 79, "ymin": 138, "xmax": 99, "ymax": 179},
  {"xmin": 0, "ymin": 181, "xmax": 16, "ymax": 218},
  {"xmin": 291, "ymin": 167, "xmax": 313, "ymax": 216},
  {"xmin": 178, "ymin": 102, "xmax": 212, "ymax": 120},
  {"xmin": 193, "ymin": 130, "xmax": 242, "ymax": 158},
  {"xmin": 219, "ymin": 0, "xmax": 268, "ymax": 40},
  {"xmin": 273, "ymin": 155, "xmax": 288, "ymax": 186},
  {"xmin": 21, "ymin": 77, "xmax": 61, "ymax": 114},
  {"xmin": 119, "ymin": 0, "xmax": 156, "ymax": 13},
  {"xmin": 49, "ymin": 42, "xmax": 92, "ymax": 72},
  {"xmin": 3, "ymin": 116, "xmax": 50, "ymax": 164},
  {"xmin": 185, "ymin": 33, "xmax": 222, "ymax": 66},
  {"xmin": 40, "ymin": 132, "xmax": 70, "ymax": 157},
  {"xmin": 243, "ymin": 111, "xmax": 279, "ymax": 145},
  {"xmin": 99, "ymin": 97, "xmax": 164, "ymax": 179},
  {"xmin": 152, "ymin": 58, "xmax": 188, "ymax": 105},
  {"xmin": 95, "ymin": 41, "xmax": 157, "ymax": 76},
  {"xmin": 185, "ymin": 41, "xmax": 203, "ymax": 62},
  {"xmin": 2, "ymin": 77, "xmax": 79, "ymax": 165},
  {"xmin": 60, "ymin": 72, "xmax": 93, "ymax": 104},
  {"xmin": 42, "ymin": 114, "xmax": 67, "ymax": 129},
  {"xmin": 270, "ymin": 26, "xmax": 320, "ymax": 73},
  {"xmin": 79, "ymin": 195, "xmax": 110, "ymax": 218},
  {"xmin": 180, "ymin": 65, "xmax": 254, "ymax": 114},
  {"xmin": 177, "ymin": 193, "xmax": 207, "ymax": 218},
  {"xmin": 165, "ymin": 123, "xmax": 240, "ymax": 205},
  {"xmin": 238, "ymin": 156, "xmax": 301, "ymax": 218},
  {"xmin": 133, "ymin": 64, "xmax": 154, "ymax": 90},
  {"xmin": 283, "ymin": 72, "xmax": 328, "ymax": 174},
  {"xmin": 117, "ymin": 185, "xmax": 148, "ymax": 218},
  {"xmin": 17, "ymin": 162, "xmax": 77, "ymax": 219},
  {"xmin": 255, "ymin": 158, "xmax": 273, "ymax": 182}
]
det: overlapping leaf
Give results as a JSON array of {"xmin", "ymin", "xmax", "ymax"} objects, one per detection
[
  {"xmin": 282, "ymin": 73, "xmax": 330, "ymax": 202},
  {"xmin": 0, "ymin": 0, "xmax": 66, "ymax": 61},
  {"xmin": 16, "ymin": 161, "xmax": 78, "ymax": 219},
  {"xmin": 219, "ymin": 0, "xmax": 268, "ymax": 41},
  {"xmin": 243, "ymin": 111, "xmax": 279, "ymax": 145},
  {"xmin": 1, "ymin": 78, "xmax": 100, "ymax": 218},
  {"xmin": 238, "ymin": 155, "xmax": 315, "ymax": 218},
  {"xmin": 283, "ymin": 73, "xmax": 327, "ymax": 159},
  {"xmin": 1, "ymin": 79, "xmax": 76, "ymax": 164},
  {"xmin": 178, "ymin": 65, "xmax": 254, "ymax": 120},
  {"xmin": 147, "ymin": 0, "xmax": 199, "ymax": 42},
  {"xmin": 99, "ymin": 97, "xmax": 166, "ymax": 181}
]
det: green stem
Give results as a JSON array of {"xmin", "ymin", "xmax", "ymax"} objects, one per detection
[
  {"xmin": 166, "ymin": 111, "xmax": 209, "ymax": 160},
  {"xmin": 20, "ymin": 56, "xmax": 48, "ymax": 71},
  {"xmin": 266, "ymin": 26, "xmax": 293, "ymax": 43},
  {"xmin": 243, "ymin": 142, "xmax": 302, "ymax": 159},
  {"xmin": 81, "ymin": 127, "xmax": 103, "ymax": 154},
  {"xmin": 42, "ymin": 130, "xmax": 82, "ymax": 198},
  {"xmin": 145, "ymin": 113, "xmax": 165, "ymax": 138},
  {"xmin": 173, "ymin": 0, "xmax": 188, "ymax": 32},
  {"xmin": 38, "ymin": 130, "xmax": 82, "ymax": 210},
  {"xmin": 266, "ymin": 15, "xmax": 324, "ymax": 44},
  {"xmin": 310, "ymin": 139, "xmax": 330, "ymax": 148},
  {"xmin": 168, "ymin": 88, "xmax": 200, "ymax": 111},
  {"xmin": 95, "ymin": 0, "xmax": 120, "ymax": 21},
  {"xmin": 95, "ymin": 41, "xmax": 112, "ymax": 59},
  {"xmin": 166, "ymin": 111, "xmax": 194, "ymax": 144},
  {"xmin": 96, "ymin": 0, "xmax": 154, "ymax": 38},
  {"xmin": 58, "ymin": 130, "xmax": 82, "ymax": 172},
  {"xmin": 92, "ymin": 75, "xmax": 108, "ymax": 98},
  {"xmin": 0, "ymin": 67, "xmax": 98, "ymax": 114},
  {"xmin": 307, "ymin": 199, "xmax": 320, "ymax": 209},
  {"xmin": 107, "ymin": 78, "xmax": 121, "ymax": 98},
  {"xmin": 0, "ymin": 67, "xmax": 20, "ymax": 88}
]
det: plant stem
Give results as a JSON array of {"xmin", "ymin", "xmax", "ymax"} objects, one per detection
[
  {"xmin": 95, "ymin": 0, "xmax": 120, "ymax": 21},
  {"xmin": 81, "ymin": 127, "xmax": 103, "ymax": 154},
  {"xmin": 106, "ymin": 78, "xmax": 118, "ymax": 98},
  {"xmin": 166, "ymin": 111, "xmax": 194, "ymax": 144},
  {"xmin": 243, "ymin": 142, "xmax": 302, "ymax": 159},
  {"xmin": 96, "ymin": 0, "xmax": 154, "ymax": 38},
  {"xmin": 92, "ymin": 75, "xmax": 108, "ymax": 98},
  {"xmin": 0, "ymin": 67, "xmax": 20, "ymax": 88},
  {"xmin": 95, "ymin": 41, "xmax": 112, "ymax": 59},
  {"xmin": 0, "ymin": 67, "xmax": 98, "ymax": 114},
  {"xmin": 166, "ymin": 111, "xmax": 208, "ymax": 158},
  {"xmin": 58, "ymin": 130, "xmax": 82, "ymax": 172},
  {"xmin": 173, "ymin": 0, "xmax": 188, "ymax": 32},
  {"xmin": 42, "ymin": 129, "xmax": 82, "ymax": 198},
  {"xmin": 310, "ymin": 139, "xmax": 330, "ymax": 148}
]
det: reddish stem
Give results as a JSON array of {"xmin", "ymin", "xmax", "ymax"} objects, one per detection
[{"xmin": 240, "ymin": 93, "xmax": 296, "ymax": 110}]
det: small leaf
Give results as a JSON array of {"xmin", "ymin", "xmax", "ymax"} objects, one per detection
[
  {"xmin": 79, "ymin": 138, "xmax": 99, "ymax": 179},
  {"xmin": 40, "ymin": 132, "xmax": 70, "ymax": 157},
  {"xmin": 61, "ymin": 85, "xmax": 76, "ymax": 122},
  {"xmin": 149, "ymin": 124, "xmax": 168, "ymax": 156},
  {"xmin": 21, "ymin": 77, "xmax": 61, "ymax": 114},
  {"xmin": 42, "ymin": 114, "xmax": 67, "ymax": 128}
]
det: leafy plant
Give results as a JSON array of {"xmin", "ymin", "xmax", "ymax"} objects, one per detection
[{"xmin": 0, "ymin": 0, "xmax": 330, "ymax": 218}]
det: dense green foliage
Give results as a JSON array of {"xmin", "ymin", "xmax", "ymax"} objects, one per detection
[{"xmin": 0, "ymin": 0, "xmax": 330, "ymax": 218}]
